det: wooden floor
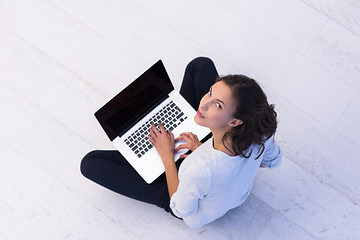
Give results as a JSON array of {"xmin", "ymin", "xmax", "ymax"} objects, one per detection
[{"xmin": 1, "ymin": 0, "xmax": 359, "ymax": 239}]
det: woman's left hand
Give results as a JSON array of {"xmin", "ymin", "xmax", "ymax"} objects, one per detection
[{"xmin": 148, "ymin": 122, "xmax": 175, "ymax": 164}]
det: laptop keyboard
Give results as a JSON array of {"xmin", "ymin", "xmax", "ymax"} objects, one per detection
[{"xmin": 124, "ymin": 101, "xmax": 187, "ymax": 158}]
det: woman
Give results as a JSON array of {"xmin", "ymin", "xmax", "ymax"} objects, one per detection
[{"xmin": 81, "ymin": 57, "xmax": 282, "ymax": 228}]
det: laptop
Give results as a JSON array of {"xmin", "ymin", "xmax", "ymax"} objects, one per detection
[{"xmin": 95, "ymin": 60, "xmax": 210, "ymax": 183}]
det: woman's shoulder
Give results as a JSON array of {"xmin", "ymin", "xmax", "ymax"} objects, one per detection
[{"xmin": 179, "ymin": 139, "xmax": 217, "ymax": 173}]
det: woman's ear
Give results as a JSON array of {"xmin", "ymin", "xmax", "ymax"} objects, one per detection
[{"xmin": 230, "ymin": 119, "xmax": 243, "ymax": 127}]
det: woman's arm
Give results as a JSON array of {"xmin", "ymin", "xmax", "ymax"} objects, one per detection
[
  {"xmin": 162, "ymin": 156, "xmax": 179, "ymax": 198},
  {"xmin": 149, "ymin": 123, "xmax": 179, "ymax": 198}
]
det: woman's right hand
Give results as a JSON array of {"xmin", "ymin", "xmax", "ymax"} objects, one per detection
[{"xmin": 175, "ymin": 132, "xmax": 202, "ymax": 158}]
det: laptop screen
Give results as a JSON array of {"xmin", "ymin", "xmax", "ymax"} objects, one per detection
[{"xmin": 95, "ymin": 60, "xmax": 174, "ymax": 141}]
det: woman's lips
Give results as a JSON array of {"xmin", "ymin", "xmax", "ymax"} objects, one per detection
[{"xmin": 197, "ymin": 110, "xmax": 205, "ymax": 118}]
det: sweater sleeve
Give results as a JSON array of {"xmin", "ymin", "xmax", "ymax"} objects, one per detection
[
  {"xmin": 169, "ymin": 161, "xmax": 210, "ymax": 219},
  {"xmin": 261, "ymin": 136, "xmax": 282, "ymax": 168}
]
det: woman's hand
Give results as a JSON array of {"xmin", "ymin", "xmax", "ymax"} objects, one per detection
[
  {"xmin": 175, "ymin": 132, "xmax": 202, "ymax": 159},
  {"xmin": 148, "ymin": 122, "xmax": 175, "ymax": 165}
]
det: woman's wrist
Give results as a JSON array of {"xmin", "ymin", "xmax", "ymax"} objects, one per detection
[{"xmin": 162, "ymin": 155, "xmax": 175, "ymax": 168}]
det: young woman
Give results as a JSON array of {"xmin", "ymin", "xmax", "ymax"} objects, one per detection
[{"xmin": 81, "ymin": 57, "xmax": 282, "ymax": 228}]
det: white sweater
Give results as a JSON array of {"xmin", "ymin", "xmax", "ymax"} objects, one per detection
[{"xmin": 170, "ymin": 136, "xmax": 282, "ymax": 228}]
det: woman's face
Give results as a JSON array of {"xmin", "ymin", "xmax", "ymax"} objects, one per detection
[{"xmin": 195, "ymin": 81, "xmax": 241, "ymax": 130}]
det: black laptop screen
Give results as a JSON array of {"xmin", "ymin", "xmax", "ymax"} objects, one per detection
[{"xmin": 95, "ymin": 60, "xmax": 174, "ymax": 141}]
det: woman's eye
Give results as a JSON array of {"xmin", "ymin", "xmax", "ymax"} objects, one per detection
[
  {"xmin": 208, "ymin": 87, "xmax": 213, "ymax": 97},
  {"xmin": 216, "ymin": 103, "xmax": 222, "ymax": 109}
]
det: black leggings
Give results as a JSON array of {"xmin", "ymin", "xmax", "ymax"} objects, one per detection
[{"xmin": 80, "ymin": 57, "xmax": 218, "ymax": 214}]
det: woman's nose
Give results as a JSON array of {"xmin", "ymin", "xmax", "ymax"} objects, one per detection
[{"xmin": 201, "ymin": 101, "xmax": 209, "ymax": 110}]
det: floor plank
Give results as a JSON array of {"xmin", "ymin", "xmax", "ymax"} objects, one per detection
[{"xmin": 301, "ymin": 0, "xmax": 360, "ymax": 37}]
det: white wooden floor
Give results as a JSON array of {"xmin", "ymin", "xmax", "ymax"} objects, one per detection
[{"xmin": 1, "ymin": 0, "xmax": 359, "ymax": 239}]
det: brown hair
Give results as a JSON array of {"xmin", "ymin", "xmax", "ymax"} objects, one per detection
[{"xmin": 218, "ymin": 75, "xmax": 277, "ymax": 159}]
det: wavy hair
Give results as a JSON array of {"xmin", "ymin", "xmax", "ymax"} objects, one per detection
[{"xmin": 218, "ymin": 75, "xmax": 278, "ymax": 159}]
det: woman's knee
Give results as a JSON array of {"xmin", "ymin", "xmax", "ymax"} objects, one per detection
[
  {"xmin": 80, "ymin": 150, "xmax": 103, "ymax": 179},
  {"xmin": 186, "ymin": 56, "xmax": 215, "ymax": 70}
]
